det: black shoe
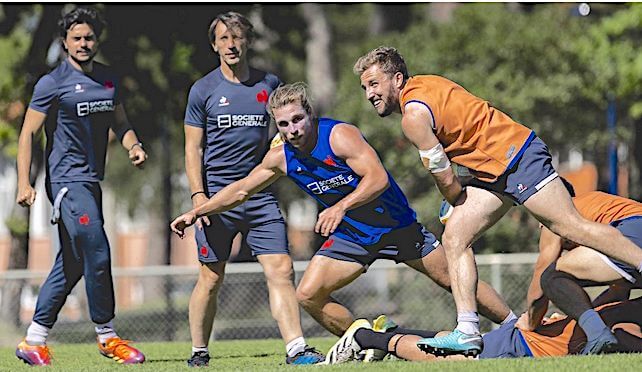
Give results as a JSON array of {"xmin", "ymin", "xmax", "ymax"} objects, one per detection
[
  {"xmin": 286, "ymin": 346, "xmax": 325, "ymax": 365},
  {"xmin": 187, "ymin": 351, "xmax": 210, "ymax": 367}
]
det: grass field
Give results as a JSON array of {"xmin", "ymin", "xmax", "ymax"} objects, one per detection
[{"xmin": 2, "ymin": 337, "xmax": 642, "ymax": 371}]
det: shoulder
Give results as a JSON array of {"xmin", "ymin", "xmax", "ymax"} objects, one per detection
[
  {"xmin": 263, "ymin": 71, "xmax": 281, "ymax": 89},
  {"xmin": 188, "ymin": 70, "xmax": 222, "ymax": 100},
  {"xmin": 329, "ymin": 121, "xmax": 366, "ymax": 157}
]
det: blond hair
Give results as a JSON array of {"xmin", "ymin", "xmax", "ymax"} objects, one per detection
[
  {"xmin": 353, "ymin": 46, "xmax": 409, "ymax": 80},
  {"xmin": 267, "ymin": 82, "xmax": 314, "ymax": 119}
]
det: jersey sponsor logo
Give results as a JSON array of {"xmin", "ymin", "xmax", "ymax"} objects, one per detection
[
  {"xmin": 216, "ymin": 114, "xmax": 268, "ymax": 128},
  {"xmin": 256, "ymin": 89, "xmax": 268, "ymax": 103},
  {"xmin": 306, "ymin": 174, "xmax": 355, "ymax": 194},
  {"xmin": 104, "ymin": 80, "xmax": 114, "ymax": 89},
  {"xmin": 76, "ymin": 99, "xmax": 115, "ymax": 117},
  {"xmin": 517, "ymin": 183, "xmax": 528, "ymax": 194},
  {"xmin": 218, "ymin": 96, "xmax": 230, "ymax": 107},
  {"xmin": 74, "ymin": 84, "xmax": 84, "ymax": 93}
]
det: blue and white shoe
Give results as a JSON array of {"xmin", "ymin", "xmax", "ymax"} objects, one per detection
[
  {"xmin": 286, "ymin": 346, "xmax": 325, "ymax": 365},
  {"xmin": 417, "ymin": 329, "xmax": 482, "ymax": 357},
  {"xmin": 324, "ymin": 319, "xmax": 371, "ymax": 364}
]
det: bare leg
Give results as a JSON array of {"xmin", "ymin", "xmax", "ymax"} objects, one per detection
[
  {"xmin": 525, "ymin": 178, "xmax": 642, "ymax": 269},
  {"xmin": 388, "ymin": 334, "xmax": 471, "ymax": 361},
  {"xmin": 405, "ymin": 244, "xmax": 512, "ymax": 324},
  {"xmin": 189, "ymin": 261, "xmax": 226, "ymax": 348},
  {"xmin": 296, "ymin": 255, "xmax": 364, "ymax": 336},
  {"xmin": 257, "ymin": 254, "xmax": 302, "ymax": 344},
  {"xmin": 441, "ymin": 187, "xmax": 512, "ymax": 328}
]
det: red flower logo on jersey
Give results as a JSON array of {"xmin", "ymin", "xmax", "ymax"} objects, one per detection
[
  {"xmin": 104, "ymin": 80, "xmax": 114, "ymax": 89},
  {"xmin": 200, "ymin": 246, "xmax": 208, "ymax": 257},
  {"xmin": 321, "ymin": 239, "xmax": 334, "ymax": 250},
  {"xmin": 256, "ymin": 89, "xmax": 268, "ymax": 103},
  {"xmin": 79, "ymin": 214, "xmax": 90, "ymax": 225},
  {"xmin": 323, "ymin": 155, "xmax": 337, "ymax": 167}
]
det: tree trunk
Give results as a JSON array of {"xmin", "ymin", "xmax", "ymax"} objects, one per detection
[
  {"xmin": 0, "ymin": 4, "xmax": 61, "ymax": 329},
  {"xmin": 300, "ymin": 4, "xmax": 335, "ymax": 115}
]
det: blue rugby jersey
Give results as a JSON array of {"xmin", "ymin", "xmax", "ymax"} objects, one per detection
[
  {"xmin": 284, "ymin": 118, "xmax": 417, "ymax": 246},
  {"xmin": 184, "ymin": 67, "xmax": 281, "ymax": 190},
  {"xmin": 29, "ymin": 59, "xmax": 125, "ymax": 183}
]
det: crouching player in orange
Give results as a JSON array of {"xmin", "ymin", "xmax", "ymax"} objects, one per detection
[
  {"xmin": 518, "ymin": 179, "xmax": 642, "ymax": 354},
  {"xmin": 324, "ymin": 296, "xmax": 642, "ymax": 364}
]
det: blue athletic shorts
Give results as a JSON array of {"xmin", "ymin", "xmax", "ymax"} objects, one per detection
[
  {"xmin": 597, "ymin": 216, "xmax": 642, "ymax": 283},
  {"xmin": 480, "ymin": 319, "xmax": 532, "ymax": 359},
  {"xmin": 315, "ymin": 222, "xmax": 439, "ymax": 267},
  {"xmin": 195, "ymin": 192, "xmax": 288, "ymax": 263},
  {"xmin": 468, "ymin": 137, "xmax": 558, "ymax": 205}
]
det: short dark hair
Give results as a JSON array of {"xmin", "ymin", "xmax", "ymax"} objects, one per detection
[
  {"xmin": 208, "ymin": 11, "xmax": 255, "ymax": 45},
  {"xmin": 354, "ymin": 46, "xmax": 409, "ymax": 80},
  {"xmin": 59, "ymin": 7, "xmax": 105, "ymax": 39},
  {"xmin": 560, "ymin": 177, "xmax": 576, "ymax": 197}
]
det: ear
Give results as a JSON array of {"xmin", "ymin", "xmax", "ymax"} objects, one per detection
[
  {"xmin": 393, "ymin": 72, "xmax": 404, "ymax": 90},
  {"xmin": 211, "ymin": 42, "xmax": 218, "ymax": 53}
]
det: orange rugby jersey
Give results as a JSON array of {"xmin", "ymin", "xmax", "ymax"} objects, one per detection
[
  {"xmin": 573, "ymin": 191, "xmax": 642, "ymax": 224},
  {"xmin": 400, "ymin": 75, "xmax": 534, "ymax": 182},
  {"xmin": 520, "ymin": 298, "xmax": 642, "ymax": 357}
]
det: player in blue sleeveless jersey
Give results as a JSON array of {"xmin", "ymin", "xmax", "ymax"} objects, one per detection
[
  {"xmin": 15, "ymin": 7, "xmax": 146, "ymax": 366},
  {"xmin": 182, "ymin": 12, "xmax": 322, "ymax": 366},
  {"xmin": 172, "ymin": 82, "xmax": 515, "ymax": 342}
]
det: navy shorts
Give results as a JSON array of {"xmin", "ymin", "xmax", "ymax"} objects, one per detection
[
  {"xmin": 195, "ymin": 192, "xmax": 288, "ymax": 263},
  {"xmin": 315, "ymin": 222, "xmax": 439, "ymax": 267},
  {"xmin": 596, "ymin": 216, "xmax": 642, "ymax": 283},
  {"xmin": 469, "ymin": 137, "xmax": 558, "ymax": 205},
  {"xmin": 480, "ymin": 319, "xmax": 532, "ymax": 359}
]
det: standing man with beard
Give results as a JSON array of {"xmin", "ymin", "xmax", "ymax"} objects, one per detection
[
  {"xmin": 15, "ymin": 7, "xmax": 146, "ymax": 366},
  {"xmin": 182, "ymin": 12, "xmax": 323, "ymax": 367}
]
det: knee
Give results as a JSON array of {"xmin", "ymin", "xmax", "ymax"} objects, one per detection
[
  {"xmin": 263, "ymin": 257, "xmax": 295, "ymax": 285},
  {"xmin": 540, "ymin": 262, "xmax": 578, "ymax": 295},
  {"xmin": 441, "ymin": 228, "xmax": 468, "ymax": 253},
  {"xmin": 295, "ymin": 284, "xmax": 319, "ymax": 308},
  {"xmin": 198, "ymin": 264, "xmax": 225, "ymax": 293}
]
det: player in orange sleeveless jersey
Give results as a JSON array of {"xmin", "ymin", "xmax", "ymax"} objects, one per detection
[
  {"xmin": 353, "ymin": 46, "xmax": 642, "ymax": 356},
  {"xmin": 518, "ymin": 179, "xmax": 642, "ymax": 354},
  {"xmin": 323, "ymin": 296, "xmax": 642, "ymax": 364}
]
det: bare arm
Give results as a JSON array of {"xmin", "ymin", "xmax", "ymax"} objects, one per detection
[
  {"xmin": 170, "ymin": 147, "xmax": 286, "ymax": 236},
  {"xmin": 184, "ymin": 125, "xmax": 207, "ymax": 203},
  {"xmin": 16, "ymin": 108, "xmax": 46, "ymax": 207},
  {"xmin": 523, "ymin": 226, "xmax": 563, "ymax": 330},
  {"xmin": 315, "ymin": 123, "xmax": 390, "ymax": 237},
  {"xmin": 114, "ymin": 104, "xmax": 146, "ymax": 167},
  {"xmin": 401, "ymin": 102, "xmax": 462, "ymax": 205}
]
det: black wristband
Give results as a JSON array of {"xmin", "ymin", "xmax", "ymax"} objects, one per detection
[
  {"xmin": 190, "ymin": 191, "xmax": 206, "ymax": 199},
  {"xmin": 129, "ymin": 142, "xmax": 143, "ymax": 151}
]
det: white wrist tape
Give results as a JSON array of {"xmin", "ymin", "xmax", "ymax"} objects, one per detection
[{"xmin": 419, "ymin": 143, "xmax": 451, "ymax": 173}]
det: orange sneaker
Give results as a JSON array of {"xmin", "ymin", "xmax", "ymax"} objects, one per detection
[
  {"xmin": 16, "ymin": 339, "xmax": 52, "ymax": 366},
  {"xmin": 98, "ymin": 337, "xmax": 145, "ymax": 364}
]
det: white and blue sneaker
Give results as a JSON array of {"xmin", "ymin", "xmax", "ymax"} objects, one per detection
[
  {"xmin": 324, "ymin": 319, "xmax": 371, "ymax": 364},
  {"xmin": 417, "ymin": 329, "xmax": 482, "ymax": 357}
]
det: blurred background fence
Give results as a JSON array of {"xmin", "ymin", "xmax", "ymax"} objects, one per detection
[{"xmin": 0, "ymin": 253, "xmax": 568, "ymax": 346}]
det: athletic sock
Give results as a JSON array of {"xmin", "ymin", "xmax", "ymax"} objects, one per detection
[
  {"xmin": 354, "ymin": 328, "xmax": 393, "ymax": 351},
  {"xmin": 501, "ymin": 311, "xmax": 518, "ymax": 325},
  {"xmin": 455, "ymin": 311, "xmax": 480, "ymax": 335},
  {"xmin": 286, "ymin": 336, "xmax": 306, "ymax": 357},
  {"xmin": 192, "ymin": 346, "xmax": 209, "ymax": 355},
  {"xmin": 95, "ymin": 321, "xmax": 118, "ymax": 344},
  {"xmin": 25, "ymin": 322, "xmax": 50, "ymax": 345},
  {"xmin": 386, "ymin": 326, "xmax": 438, "ymax": 338},
  {"xmin": 578, "ymin": 309, "xmax": 609, "ymax": 341}
]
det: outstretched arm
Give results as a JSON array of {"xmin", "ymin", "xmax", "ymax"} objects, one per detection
[
  {"xmin": 401, "ymin": 102, "xmax": 462, "ymax": 205},
  {"xmin": 315, "ymin": 123, "xmax": 390, "ymax": 236},
  {"xmin": 170, "ymin": 147, "xmax": 286, "ymax": 236}
]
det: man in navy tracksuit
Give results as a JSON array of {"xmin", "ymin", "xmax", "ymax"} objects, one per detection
[{"xmin": 15, "ymin": 7, "xmax": 146, "ymax": 366}]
